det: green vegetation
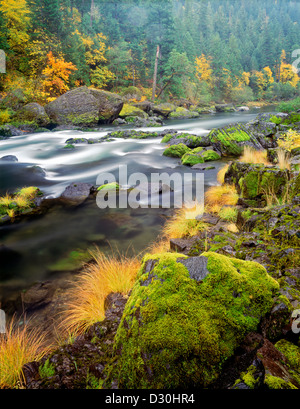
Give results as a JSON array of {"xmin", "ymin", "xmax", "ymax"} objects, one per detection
[
  {"xmin": 163, "ymin": 143, "xmax": 191, "ymax": 158},
  {"xmin": 278, "ymin": 97, "xmax": 300, "ymax": 113},
  {"xmin": 0, "ymin": 187, "xmax": 40, "ymax": 221},
  {"xmin": 39, "ymin": 359, "xmax": 55, "ymax": 379},
  {"xmin": 111, "ymin": 252, "xmax": 279, "ymax": 389}
]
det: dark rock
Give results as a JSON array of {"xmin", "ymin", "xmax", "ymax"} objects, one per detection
[
  {"xmin": 196, "ymin": 213, "xmax": 220, "ymax": 225},
  {"xmin": 0, "ymin": 155, "xmax": 18, "ymax": 162},
  {"xmin": 22, "ymin": 282, "xmax": 56, "ymax": 311},
  {"xmin": 177, "ymin": 256, "xmax": 210, "ymax": 282}
]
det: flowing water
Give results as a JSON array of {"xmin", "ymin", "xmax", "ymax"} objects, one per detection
[{"xmin": 0, "ymin": 108, "xmax": 273, "ymax": 301}]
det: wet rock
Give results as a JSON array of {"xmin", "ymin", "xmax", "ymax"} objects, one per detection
[
  {"xmin": 59, "ymin": 182, "xmax": 93, "ymax": 206},
  {"xmin": 15, "ymin": 103, "xmax": 51, "ymax": 127},
  {"xmin": 0, "ymin": 155, "xmax": 18, "ymax": 162}
]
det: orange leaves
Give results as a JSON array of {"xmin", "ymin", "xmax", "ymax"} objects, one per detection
[{"xmin": 42, "ymin": 51, "xmax": 77, "ymax": 101}]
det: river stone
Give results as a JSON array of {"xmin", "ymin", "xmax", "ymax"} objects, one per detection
[
  {"xmin": 177, "ymin": 256, "xmax": 210, "ymax": 282},
  {"xmin": 0, "ymin": 155, "xmax": 18, "ymax": 162},
  {"xmin": 45, "ymin": 86, "xmax": 124, "ymax": 126},
  {"xmin": 60, "ymin": 182, "xmax": 92, "ymax": 206}
]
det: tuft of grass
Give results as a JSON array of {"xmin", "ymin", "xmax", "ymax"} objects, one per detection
[
  {"xmin": 0, "ymin": 318, "xmax": 50, "ymax": 389},
  {"xmin": 60, "ymin": 248, "xmax": 141, "ymax": 335},
  {"xmin": 205, "ymin": 184, "xmax": 239, "ymax": 209},
  {"xmin": 17, "ymin": 187, "xmax": 38, "ymax": 200},
  {"xmin": 162, "ymin": 201, "xmax": 205, "ymax": 240},
  {"xmin": 219, "ymin": 206, "xmax": 238, "ymax": 222},
  {"xmin": 217, "ymin": 164, "xmax": 229, "ymax": 184},
  {"xmin": 13, "ymin": 195, "xmax": 30, "ymax": 209},
  {"xmin": 239, "ymin": 146, "xmax": 270, "ymax": 165},
  {"xmin": 0, "ymin": 193, "xmax": 13, "ymax": 207},
  {"xmin": 276, "ymin": 149, "xmax": 291, "ymax": 171}
]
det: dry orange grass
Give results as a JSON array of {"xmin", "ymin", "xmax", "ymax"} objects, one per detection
[
  {"xmin": 162, "ymin": 201, "xmax": 205, "ymax": 240},
  {"xmin": 61, "ymin": 248, "xmax": 141, "ymax": 335},
  {"xmin": 205, "ymin": 184, "xmax": 239, "ymax": 209},
  {"xmin": 276, "ymin": 148, "xmax": 291, "ymax": 170},
  {"xmin": 0, "ymin": 318, "xmax": 50, "ymax": 389},
  {"xmin": 239, "ymin": 146, "xmax": 270, "ymax": 165},
  {"xmin": 217, "ymin": 164, "xmax": 230, "ymax": 184}
]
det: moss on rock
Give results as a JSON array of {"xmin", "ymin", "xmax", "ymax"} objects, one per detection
[
  {"xmin": 110, "ymin": 252, "xmax": 279, "ymax": 389},
  {"xmin": 163, "ymin": 143, "xmax": 191, "ymax": 158}
]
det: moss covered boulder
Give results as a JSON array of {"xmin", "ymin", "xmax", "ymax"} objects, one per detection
[
  {"xmin": 225, "ymin": 161, "xmax": 291, "ymax": 203},
  {"xmin": 119, "ymin": 103, "xmax": 148, "ymax": 120},
  {"xmin": 111, "ymin": 252, "xmax": 279, "ymax": 389},
  {"xmin": 15, "ymin": 103, "xmax": 51, "ymax": 127},
  {"xmin": 45, "ymin": 86, "xmax": 124, "ymax": 126},
  {"xmin": 181, "ymin": 148, "xmax": 221, "ymax": 166},
  {"xmin": 208, "ymin": 123, "xmax": 263, "ymax": 156},
  {"xmin": 153, "ymin": 103, "xmax": 176, "ymax": 118},
  {"xmin": 163, "ymin": 143, "xmax": 191, "ymax": 158},
  {"xmin": 169, "ymin": 107, "xmax": 199, "ymax": 119}
]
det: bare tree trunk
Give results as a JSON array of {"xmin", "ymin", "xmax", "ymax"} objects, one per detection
[{"xmin": 152, "ymin": 45, "xmax": 160, "ymax": 102}]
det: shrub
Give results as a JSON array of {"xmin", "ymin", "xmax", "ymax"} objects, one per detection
[
  {"xmin": 278, "ymin": 129, "xmax": 300, "ymax": 152},
  {"xmin": 205, "ymin": 184, "xmax": 239, "ymax": 209},
  {"xmin": 278, "ymin": 96, "xmax": 300, "ymax": 113}
]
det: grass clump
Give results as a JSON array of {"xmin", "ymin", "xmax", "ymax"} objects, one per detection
[
  {"xmin": 239, "ymin": 146, "xmax": 270, "ymax": 165},
  {"xmin": 218, "ymin": 206, "xmax": 238, "ymax": 222},
  {"xmin": 0, "ymin": 318, "xmax": 50, "ymax": 389},
  {"xmin": 205, "ymin": 184, "xmax": 239, "ymax": 211},
  {"xmin": 61, "ymin": 248, "xmax": 141, "ymax": 335},
  {"xmin": 162, "ymin": 201, "xmax": 205, "ymax": 239}
]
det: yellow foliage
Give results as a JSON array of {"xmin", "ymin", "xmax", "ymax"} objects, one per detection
[
  {"xmin": 195, "ymin": 54, "xmax": 213, "ymax": 84},
  {"xmin": 0, "ymin": 0, "xmax": 31, "ymax": 52},
  {"xmin": 278, "ymin": 129, "xmax": 300, "ymax": 151}
]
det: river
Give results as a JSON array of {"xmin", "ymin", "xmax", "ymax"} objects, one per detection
[{"xmin": 0, "ymin": 108, "xmax": 272, "ymax": 302}]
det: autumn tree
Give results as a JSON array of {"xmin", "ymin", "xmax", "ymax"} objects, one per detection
[
  {"xmin": 42, "ymin": 51, "xmax": 77, "ymax": 101},
  {"xmin": 195, "ymin": 54, "xmax": 213, "ymax": 86}
]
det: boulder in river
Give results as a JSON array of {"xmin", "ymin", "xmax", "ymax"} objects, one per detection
[
  {"xmin": 45, "ymin": 86, "xmax": 124, "ymax": 126},
  {"xmin": 59, "ymin": 182, "xmax": 93, "ymax": 206}
]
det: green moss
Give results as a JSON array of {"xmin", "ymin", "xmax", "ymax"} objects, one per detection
[
  {"xmin": 97, "ymin": 182, "xmax": 120, "ymax": 192},
  {"xmin": 163, "ymin": 143, "xmax": 191, "ymax": 158},
  {"xmin": 201, "ymin": 150, "xmax": 221, "ymax": 161},
  {"xmin": 209, "ymin": 125, "xmax": 251, "ymax": 156},
  {"xmin": 241, "ymin": 171, "xmax": 260, "ymax": 199},
  {"xmin": 275, "ymin": 340, "xmax": 300, "ymax": 372},
  {"xmin": 235, "ymin": 365, "xmax": 259, "ymax": 389},
  {"xmin": 111, "ymin": 252, "xmax": 279, "ymax": 389},
  {"xmin": 161, "ymin": 134, "xmax": 173, "ymax": 143},
  {"xmin": 63, "ymin": 144, "xmax": 75, "ymax": 149},
  {"xmin": 265, "ymin": 375, "xmax": 297, "ymax": 389},
  {"xmin": 181, "ymin": 152, "xmax": 205, "ymax": 166}
]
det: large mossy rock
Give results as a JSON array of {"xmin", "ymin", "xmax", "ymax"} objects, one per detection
[
  {"xmin": 208, "ymin": 123, "xmax": 263, "ymax": 156},
  {"xmin": 181, "ymin": 148, "xmax": 221, "ymax": 166},
  {"xmin": 119, "ymin": 103, "xmax": 148, "ymax": 120},
  {"xmin": 45, "ymin": 86, "xmax": 124, "ymax": 126},
  {"xmin": 112, "ymin": 252, "xmax": 279, "ymax": 389},
  {"xmin": 225, "ymin": 161, "xmax": 290, "ymax": 203},
  {"xmin": 169, "ymin": 107, "xmax": 199, "ymax": 119},
  {"xmin": 16, "ymin": 103, "xmax": 50, "ymax": 127},
  {"xmin": 152, "ymin": 103, "xmax": 176, "ymax": 118},
  {"xmin": 161, "ymin": 132, "xmax": 211, "ymax": 148}
]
